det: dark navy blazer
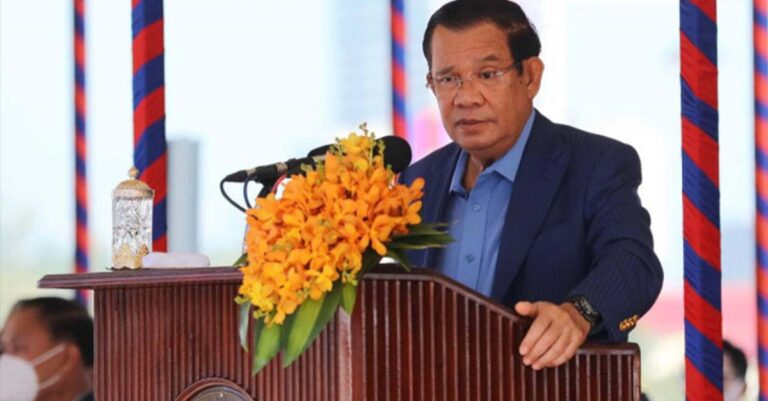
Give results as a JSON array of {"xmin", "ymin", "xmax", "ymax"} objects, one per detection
[{"xmin": 399, "ymin": 112, "xmax": 663, "ymax": 342}]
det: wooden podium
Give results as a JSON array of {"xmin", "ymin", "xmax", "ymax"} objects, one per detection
[{"xmin": 40, "ymin": 266, "xmax": 640, "ymax": 401}]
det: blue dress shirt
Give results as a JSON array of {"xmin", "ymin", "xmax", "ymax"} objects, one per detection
[{"xmin": 435, "ymin": 110, "xmax": 536, "ymax": 296}]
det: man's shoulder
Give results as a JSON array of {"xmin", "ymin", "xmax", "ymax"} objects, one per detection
[
  {"xmin": 400, "ymin": 142, "xmax": 460, "ymax": 184},
  {"xmin": 542, "ymin": 117, "xmax": 635, "ymax": 156}
]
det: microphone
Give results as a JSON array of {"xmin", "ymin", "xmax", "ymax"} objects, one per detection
[{"xmin": 223, "ymin": 136, "xmax": 412, "ymax": 183}]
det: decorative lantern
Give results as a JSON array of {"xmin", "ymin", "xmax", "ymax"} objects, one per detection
[{"xmin": 112, "ymin": 167, "xmax": 154, "ymax": 269}]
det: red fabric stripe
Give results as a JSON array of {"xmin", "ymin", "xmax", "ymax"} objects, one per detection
[
  {"xmin": 154, "ymin": 234, "xmax": 167, "ymax": 252},
  {"xmin": 140, "ymin": 152, "xmax": 167, "ymax": 202},
  {"xmin": 76, "ymin": 175, "xmax": 88, "ymax": 205},
  {"xmin": 758, "ymin": 118, "xmax": 768, "ymax": 140},
  {"xmin": 758, "ymin": 0, "xmax": 767, "ymax": 14},
  {"xmin": 682, "ymin": 117, "xmax": 719, "ymax": 185},
  {"xmin": 132, "ymin": 20, "xmax": 164, "ymax": 74},
  {"xmin": 76, "ymin": 87, "xmax": 86, "ymax": 115},
  {"xmin": 758, "ymin": 169, "xmax": 768, "ymax": 200},
  {"xmin": 75, "ymin": 0, "xmax": 84, "ymax": 15},
  {"xmin": 688, "ymin": 0, "xmax": 717, "ymax": 22},
  {"xmin": 76, "ymin": 224, "xmax": 88, "ymax": 254},
  {"xmin": 75, "ymin": 36, "xmax": 85, "ymax": 66},
  {"xmin": 761, "ymin": 369, "xmax": 768, "ymax": 394},
  {"xmin": 759, "ymin": 270, "xmax": 768, "ymax": 303},
  {"xmin": 761, "ymin": 369, "xmax": 768, "ymax": 399},
  {"xmin": 757, "ymin": 73, "xmax": 768, "ymax": 106},
  {"xmin": 759, "ymin": 315, "xmax": 768, "ymax": 347},
  {"xmin": 756, "ymin": 24, "xmax": 767, "ymax": 59},
  {"xmin": 133, "ymin": 87, "xmax": 165, "ymax": 143},
  {"xmin": 75, "ymin": 134, "xmax": 86, "ymax": 159},
  {"xmin": 685, "ymin": 359, "xmax": 722, "ymax": 401},
  {"xmin": 680, "ymin": 33, "xmax": 718, "ymax": 109},
  {"xmin": 759, "ymin": 215, "xmax": 768, "ymax": 251},
  {"xmin": 394, "ymin": 114, "xmax": 407, "ymax": 138},
  {"xmin": 391, "ymin": 6, "xmax": 405, "ymax": 44},
  {"xmin": 683, "ymin": 194, "xmax": 721, "ymax": 270},
  {"xmin": 684, "ymin": 281, "xmax": 723, "ymax": 348},
  {"xmin": 392, "ymin": 61, "xmax": 406, "ymax": 93}
]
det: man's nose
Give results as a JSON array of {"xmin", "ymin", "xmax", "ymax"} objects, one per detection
[{"xmin": 453, "ymin": 79, "xmax": 485, "ymax": 107}]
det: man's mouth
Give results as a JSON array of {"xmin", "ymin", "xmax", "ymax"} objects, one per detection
[{"xmin": 455, "ymin": 119, "xmax": 487, "ymax": 127}]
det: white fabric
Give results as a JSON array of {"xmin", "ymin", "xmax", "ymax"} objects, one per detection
[
  {"xmin": 142, "ymin": 252, "xmax": 211, "ymax": 268},
  {"xmin": 0, "ymin": 354, "xmax": 38, "ymax": 401}
]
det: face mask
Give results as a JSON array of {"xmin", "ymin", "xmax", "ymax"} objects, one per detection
[
  {"xmin": 0, "ymin": 354, "xmax": 38, "ymax": 401},
  {"xmin": 723, "ymin": 381, "xmax": 746, "ymax": 401},
  {"xmin": 0, "ymin": 344, "xmax": 66, "ymax": 401}
]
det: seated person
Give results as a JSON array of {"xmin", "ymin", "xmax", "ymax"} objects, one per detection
[
  {"xmin": 723, "ymin": 340, "xmax": 747, "ymax": 401},
  {"xmin": 1, "ymin": 297, "xmax": 94, "ymax": 401}
]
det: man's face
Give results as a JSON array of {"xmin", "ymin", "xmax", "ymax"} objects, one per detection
[
  {"xmin": 1, "ymin": 308, "xmax": 67, "ymax": 397},
  {"xmin": 428, "ymin": 21, "xmax": 540, "ymax": 164}
]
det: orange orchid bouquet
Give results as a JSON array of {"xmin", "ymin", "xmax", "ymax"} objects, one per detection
[{"xmin": 235, "ymin": 124, "xmax": 451, "ymax": 374}]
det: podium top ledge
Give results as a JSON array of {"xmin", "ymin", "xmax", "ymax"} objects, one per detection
[
  {"xmin": 38, "ymin": 264, "xmax": 447, "ymax": 291},
  {"xmin": 38, "ymin": 267, "xmax": 242, "ymax": 289}
]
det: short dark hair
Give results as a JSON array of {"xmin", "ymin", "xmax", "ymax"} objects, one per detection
[
  {"xmin": 723, "ymin": 340, "xmax": 747, "ymax": 380},
  {"xmin": 12, "ymin": 297, "xmax": 94, "ymax": 367},
  {"xmin": 422, "ymin": 0, "xmax": 541, "ymax": 71}
]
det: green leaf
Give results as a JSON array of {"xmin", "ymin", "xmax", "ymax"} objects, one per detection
[
  {"xmin": 391, "ymin": 233, "xmax": 453, "ymax": 246},
  {"xmin": 360, "ymin": 249, "xmax": 383, "ymax": 275},
  {"xmin": 233, "ymin": 252, "xmax": 248, "ymax": 267},
  {"xmin": 292, "ymin": 281, "xmax": 343, "ymax": 362},
  {"xmin": 280, "ymin": 309, "xmax": 297, "ymax": 351},
  {"xmin": 253, "ymin": 320, "xmax": 281, "ymax": 375},
  {"xmin": 341, "ymin": 281, "xmax": 358, "ymax": 314},
  {"xmin": 282, "ymin": 292, "xmax": 325, "ymax": 366},
  {"xmin": 238, "ymin": 301, "xmax": 251, "ymax": 351},
  {"xmin": 388, "ymin": 238, "xmax": 453, "ymax": 250},
  {"xmin": 395, "ymin": 222, "xmax": 451, "ymax": 237},
  {"xmin": 386, "ymin": 247, "xmax": 413, "ymax": 271}
]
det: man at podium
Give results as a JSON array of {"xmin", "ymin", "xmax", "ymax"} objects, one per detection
[{"xmin": 400, "ymin": 0, "xmax": 663, "ymax": 372}]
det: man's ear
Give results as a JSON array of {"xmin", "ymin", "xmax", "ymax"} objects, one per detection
[
  {"xmin": 523, "ymin": 57, "xmax": 544, "ymax": 99},
  {"xmin": 62, "ymin": 342, "xmax": 83, "ymax": 371},
  {"xmin": 426, "ymin": 73, "xmax": 436, "ymax": 95}
]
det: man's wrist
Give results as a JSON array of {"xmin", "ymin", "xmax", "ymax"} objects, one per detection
[{"xmin": 566, "ymin": 295, "xmax": 600, "ymax": 330}]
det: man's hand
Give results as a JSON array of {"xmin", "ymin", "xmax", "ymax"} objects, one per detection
[{"xmin": 514, "ymin": 301, "xmax": 591, "ymax": 370}]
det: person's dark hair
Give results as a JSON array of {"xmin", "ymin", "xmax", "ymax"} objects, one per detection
[
  {"xmin": 12, "ymin": 297, "xmax": 94, "ymax": 367},
  {"xmin": 723, "ymin": 340, "xmax": 747, "ymax": 380},
  {"xmin": 422, "ymin": 0, "xmax": 541, "ymax": 72}
]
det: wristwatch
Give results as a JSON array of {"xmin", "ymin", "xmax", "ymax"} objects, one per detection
[{"xmin": 568, "ymin": 295, "xmax": 600, "ymax": 327}]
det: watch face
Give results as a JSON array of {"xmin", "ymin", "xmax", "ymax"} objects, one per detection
[{"xmin": 189, "ymin": 386, "xmax": 251, "ymax": 401}]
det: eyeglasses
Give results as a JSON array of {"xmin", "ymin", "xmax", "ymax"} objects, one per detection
[{"xmin": 426, "ymin": 63, "xmax": 520, "ymax": 96}]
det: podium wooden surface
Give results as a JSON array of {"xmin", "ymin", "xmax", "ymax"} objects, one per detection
[{"xmin": 40, "ymin": 266, "xmax": 640, "ymax": 401}]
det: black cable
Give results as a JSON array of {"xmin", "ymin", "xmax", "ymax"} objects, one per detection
[
  {"xmin": 244, "ymin": 175, "xmax": 254, "ymax": 209},
  {"xmin": 220, "ymin": 178, "xmax": 247, "ymax": 213},
  {"xmin": 243, "ymin": 174, "xmax": 276, "ymax": 209}
]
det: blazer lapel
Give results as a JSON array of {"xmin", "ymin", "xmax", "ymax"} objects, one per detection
[
  {"xmin": 420, "ymin": 145, "xmax": 461, "ymax": 268},
  {"xmin": 490, "ymin": 113, "xmax": 571, "ymax": 300}
]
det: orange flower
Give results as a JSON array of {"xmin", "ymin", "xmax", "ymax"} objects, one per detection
[{"xmin": 238, "ymin": 124, "xmax": 425, "ymax": 326}]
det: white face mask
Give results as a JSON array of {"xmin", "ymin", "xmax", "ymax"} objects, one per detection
[
  {"xmin": 723, "ymin": 381, "xmax": 746, "ymax": 401},
  {"xmin": 0, "ymin": 354, "xmax": 37, "ymax": 401},
  {"xmin": 0, "ymin": 344, "xmax": 66, "ymax": 401}
]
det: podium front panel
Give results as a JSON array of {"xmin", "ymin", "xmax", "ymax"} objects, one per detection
[{"xmin": 40, "ymin": 267, "xmax": 640, "ymax": 401}]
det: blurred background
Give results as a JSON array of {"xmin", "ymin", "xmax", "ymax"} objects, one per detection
[{"xmin": 0, "ymin": 0, "xmax": 755, "ymax": 399}]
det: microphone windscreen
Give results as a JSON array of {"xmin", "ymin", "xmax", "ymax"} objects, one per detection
[
  {"xmin": 380, "ymin": 136, "xmax": 412, "ymax": 173},
  {"xmin": 307, "ymin": 144, "xmax": 331, "ymax": 158},
  {"xmin": 305, "ymin": 135, "xmax": 412, "ymax": 173}
]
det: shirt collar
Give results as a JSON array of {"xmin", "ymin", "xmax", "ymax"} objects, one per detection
[{"xmin": 448, "ymin": 109, "xmax": 537, "ymax": 195}]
